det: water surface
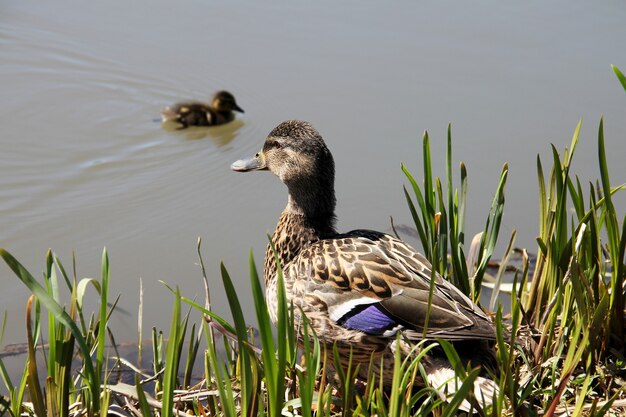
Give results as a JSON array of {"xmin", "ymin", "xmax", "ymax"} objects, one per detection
[{"xmin": 1, "ymin": 0, "xmax": 625, "ymax": 350}]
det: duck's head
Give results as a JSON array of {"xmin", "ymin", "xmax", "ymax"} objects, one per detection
[
  {"xmin": 232, "ymin": 120, "xmax": 336, "ymax": 217},
  {"xmin": 212, "ymin": 90, "xmax": 244, "ymax": 113}
]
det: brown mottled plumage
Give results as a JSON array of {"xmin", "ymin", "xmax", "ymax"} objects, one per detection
[
  {"xmin": 232, "ymin": 120, "xmax": 498, "ymax": 410},
  {"xmin": 161, "ymin": 90, "xmax": 243, "ymax": 128}
]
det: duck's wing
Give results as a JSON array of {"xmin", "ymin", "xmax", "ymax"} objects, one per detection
[
  {"xmin": 288, "ymin": 230, "xmax": 495, "ymax": 341},
  {"xmin": 161, "ymin": 103, "xmax": 212, "ymax": 126}
]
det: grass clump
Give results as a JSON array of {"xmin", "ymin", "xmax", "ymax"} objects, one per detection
[
  {"xmin": 0, "ymin": 249, "xmax": 109, "ymax": 417},
  {"xmin": 1, "ymin": 67, "xmax": 625, "ymax": 416}
]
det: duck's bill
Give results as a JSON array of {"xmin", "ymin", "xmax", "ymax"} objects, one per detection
[
  {"xmin": 233, "ymin": 104, "xmax": 245, "ymax": 113},
  {"xmin": 231, "ymin": 155, "xmax": 267, "ymax": 172}
]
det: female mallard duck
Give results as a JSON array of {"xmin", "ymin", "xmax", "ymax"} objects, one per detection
[
  {"xmin": 161, "ymin": 90, "xmax": 244, "ymax": 128},
  {"xmin": 232, "ymin": 120, "xmax": 498, "ymax": 408}
]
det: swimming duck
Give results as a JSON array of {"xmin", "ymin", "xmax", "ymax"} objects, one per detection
[
  {"xmin": 161, "ymin": 90, "xmax": 244, "ymax": 128},
  {"xmin": 231, "ymin": 120, "xmax": 498, "ymax": 407}
]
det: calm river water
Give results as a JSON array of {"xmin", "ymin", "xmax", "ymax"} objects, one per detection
[{"xmin": 1, "ymin": 0, "xmax": 625, "ymax": 356}]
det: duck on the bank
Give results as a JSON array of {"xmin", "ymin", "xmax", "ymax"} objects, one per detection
[
  {"xmin": 161, "ymin": 90, "xmax": 244, "ymax": 128},
  {"xmin": 231, "ymin": 120, "xmax": 499, "ymax": 410}
]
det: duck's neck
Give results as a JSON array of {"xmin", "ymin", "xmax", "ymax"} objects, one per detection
[{"xmin": 264, "ymin": 184, "xmax": 337, "ymax": 285}]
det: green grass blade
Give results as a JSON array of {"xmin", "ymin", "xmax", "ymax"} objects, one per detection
[
  {"xmin": 96, "ymin": 249, "xmax": 109, "ymax": 391},
  {"xmin": 472, "ymin": 164, "xmax": 508, "ymax": 297},
  {"xmin": 220, "ymin": 263, "xmax": 248, "ymax": 341},
  {"xmin": 160, "ymin": 287, "xmax": 181, "ymax": 417},
  {"xmin": 135, "ymin": 375, "xmax": 153, "ymax": 417},
  {"xmin": 220, "ymin": 262, "xmax": 254, "ymax": 416},
  {"xmin": 458, "ymin": 161, "xmax": 468, "ymax": 243},
  {"xmin": 25, "ymin": 296, "xmax": 46, "ymax": 417},
  {"xmin": 44, "ymin": 251, "xmax": 58, "ymax": 382},
  {"xmin": 0, "ymin": 312, "xmax": 15, "ymax": 397},
  {"xmin": 268, "ymin": 238, "xmax": 289, "ymax": 416},
  {"xmin": 183, "ymin": 324, "xmax": 200, "ymax": 389},
  {"xmin": 56, "ymin": 333, "xmax": 75, "ymax": 417},
  {"xmin": 567, "ymin": 119, "xmax": 581, "ymax": 167},
  {"xmin": 598, "ymin": 117, "xmax": 624, "ymax": 348},
  {"xmin": 401, "ymin": 167, "xmax": 428, "ymax": 255},
  {"xmin": 249, "ymin": 251, "xmax": 279, "ymax": 398},
  {"xmin": 536, "ymin": 155, "xmax": 547, "ymax": 237},
  {"xmin": 0, "ymin": 249, "xmax": 99, "ymax": 413},
  {"xmin": 611, "ymin": 64, "xmax": 626, "ymax": 92},
  {"xmin": 297, "ymin": 314, "xmax": 320, "ymax": 417},
  {"xmin": 422, "ymin": 131, "xmax": 434, "ymax": 210},
  {"xmin": 0, "ymin": 360, "xmax": 14, "ymax": 400},
  {"xmin": 202, "ymin": 320, "xmax": 237, "ymax": 417},
  {"xmin": 446, "ymin": 124, "xmax": 454, "ymax": 236}
]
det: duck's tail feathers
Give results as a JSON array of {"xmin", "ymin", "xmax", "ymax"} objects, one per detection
[
  {"xmin": 160, "ymin": 107, "xmax": 179, "ymax": 122},
  {"xmin": 424, "ymin": 358, "xmax": 498, "ymax": 413}
]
